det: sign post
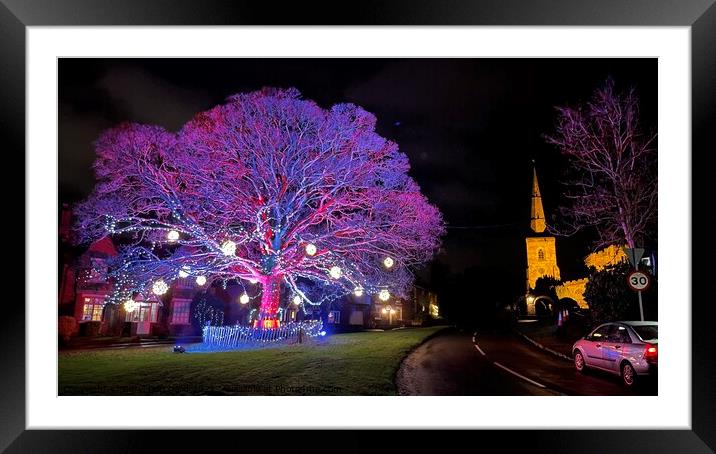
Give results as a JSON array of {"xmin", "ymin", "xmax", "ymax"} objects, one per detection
[{"xmin": 623, "ymin": 247, "xmax": 647, "ymax": 321}]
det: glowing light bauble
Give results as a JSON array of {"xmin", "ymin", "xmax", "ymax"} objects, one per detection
[
  {"xmin": 221, "ymin": 240, "xmax": 237, "ymax": 256},
  {"xmin": 123, "ymin": 299, "xmax": 137, "ymax": 313},
  {"xmin": 239, "ymin": 293, "xmax": 250, "ymax": 305},
  {"xmin": 195, "ymin": 275, "xmax": 207, "ymax": 286},
  {"xmin": 379, "ymin": 289, "xmax": 390, "ymax": 301},
  {"xmin": 248, "ymin": 278, "xmax": 258, "ymax": 284},
  {"xmin": 178, "ymin": 266, "xmax": 190, "ymax": 278},
  {"xmin": 329, "ymin": 266, "xmax": 342, "ymax": 279},
  {"xmin": 353, "ymin": 286, "xmax": 364, "ymax": 297},
  {"xmin": 167, "ymin": 230, "xmax": 180, "ymax": 242},
  {"xmin": 305, "ymin": 243, "xmax": 317, "ymax": 256},
  {"xmin": 152, "ymin": 279, "xmax": 169, "ymax": 295},
  {"xmin": 293, "ymin": 295, "xmax": 302, "ymax": 305},
  {"xmin": 383, "ymin": 256, "xmax": 394, "ymax": 269}
]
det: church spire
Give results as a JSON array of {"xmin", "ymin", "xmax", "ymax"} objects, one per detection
[{"xmin": 530, "ymin": 162, "xmax": 546, "ymax": 233}]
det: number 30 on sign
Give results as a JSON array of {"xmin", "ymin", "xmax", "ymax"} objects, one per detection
[{"xmin": 627, "ymin": 270, "xmax": 651, "ymax": 292}]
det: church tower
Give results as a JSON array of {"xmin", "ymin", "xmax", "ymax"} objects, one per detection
[{"xmin": 525, "ymin": 164, "xmax": 560, "ymax": 292}]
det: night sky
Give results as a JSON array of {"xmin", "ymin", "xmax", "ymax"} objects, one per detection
[{"xmin": 58, "ymin": 58, "xmax": 656, "ymax": 312}]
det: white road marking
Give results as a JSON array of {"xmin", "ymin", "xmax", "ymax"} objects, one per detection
[
  {"xmin": 474, "ymin": 344, "xmax": 486, "ymax": 356},
  {"xmin": 493, "ymin": 361, "xmax": 546, "ymax": 389}
]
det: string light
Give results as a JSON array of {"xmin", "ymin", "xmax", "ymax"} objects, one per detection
[
  {"xmin": 383, "ymin": 257, "xmax": 394, "ymax": 269},
  {"xmin": 201, "ymin": 320, "xmax": 324, "ymax": 349},
  {"xmin": 239, "ymin": 293, "xmax": 250, "ymax": 305},
  {"xmin": 353, "ymin": 286, "xmax": 364, "ymax": 297},
  {"xmin": 152, "ymin": 279, "xmax": 169, "ymax": 295},
  {"xmin": 379, "ymin": 289, "xmax": 390, "ymax": 301},
  {"xmin": 305, "ymin": 243, "xmax": 317, "ymax": 256},
  {"xmin": 221, "ymin": 240, "xmax": 237, "ymax": 256},
  {"xmin": 329, "ymin": 266, "xmax": 342, "ymax": 279},
  {"xmin": 195, "ymin": 275, "xmax": 207, "ymax": 286},
  {"xmin": 167, "ymin": 230, "xmax": 180, "ymax": 242}
]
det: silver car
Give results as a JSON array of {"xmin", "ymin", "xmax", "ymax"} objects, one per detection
[{"xmin": 572, "ymin": 321, "xmax": 658, "ymax": 387}]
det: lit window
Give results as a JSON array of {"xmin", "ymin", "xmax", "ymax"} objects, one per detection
[
  {"xmin": 125, "ymin": 302, "xmax": 159, "ymax": 323},
  {"xmin": 171, "ymin": 300, "xmax": 191, "ymax": 325},
  {"xmin": 81, "ymin": 297, "xmax": 105, "ymax": 321},
  {"xmin": 327, "ymin": 310, "xmax": 340, "ymax": 324}
]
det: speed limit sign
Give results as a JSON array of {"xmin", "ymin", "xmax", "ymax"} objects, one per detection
[{"xmin": 627, "ymin": 270, "xmax": 651, "ymax": 291}]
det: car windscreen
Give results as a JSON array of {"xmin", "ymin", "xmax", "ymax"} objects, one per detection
[{"xmin": 632, "ymin": 325, "xmax": 658, "ymax": 342}]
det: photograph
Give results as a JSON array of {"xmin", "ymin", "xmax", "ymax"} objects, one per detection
[{"xmin": 57, "ymin": 57, "xmax": 658, "ymax": 397}]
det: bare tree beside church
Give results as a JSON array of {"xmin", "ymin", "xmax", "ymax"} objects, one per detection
[{"xmin": 545, "ymin": 79, "xmax": 657, "ymax": 249}]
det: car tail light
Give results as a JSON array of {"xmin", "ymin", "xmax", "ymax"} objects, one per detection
[{"xmin": 644, "ymin": 344, "xmax": 658, "ymax": 363}]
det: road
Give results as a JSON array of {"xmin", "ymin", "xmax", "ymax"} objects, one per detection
[{"xmin": 396, "ymin": 328, "xmax": 656, "ymax": 395}]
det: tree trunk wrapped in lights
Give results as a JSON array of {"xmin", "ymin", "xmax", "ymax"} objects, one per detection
[{"xmin": 75, "ymin": 88, "xmax": 445, "ymax": 324}]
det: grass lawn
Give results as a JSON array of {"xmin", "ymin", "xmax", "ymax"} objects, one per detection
[{"xmin": 59, "ymin": 326, "xmax": 446, "ymax": 396}]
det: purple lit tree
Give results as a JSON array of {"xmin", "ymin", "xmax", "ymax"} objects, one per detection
[
  {"xmin": 75, "ymin": 88, "xmax": 444, "ymax": 326},
  {"xmin": 545, "ymin": 79, "xmax": 657, "ymax": 250}
]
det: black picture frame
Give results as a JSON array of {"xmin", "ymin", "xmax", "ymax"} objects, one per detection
[{"xmin": 3, "ymin": 0, "xmax": 713, "ymax": 452}]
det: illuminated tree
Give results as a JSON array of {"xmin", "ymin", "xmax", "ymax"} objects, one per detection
[
  {"xmin": 75, "ymin": 88, "xmax": 444, "ymax": 325},
  {"xmin": 545, "ymin": 79, "xmax": 657, "ymax": 249}
]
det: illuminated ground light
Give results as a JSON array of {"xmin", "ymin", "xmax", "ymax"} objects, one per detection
[
  {"xmin": 383, "ymin": 256, "xmax": 394, "ymax": 268},
  {"xmin": 167, "ymin": 230, "xmax": 180, "ymax": 242},
  {"xmin": 195, "ymin": 275, "xmax": 207, "ymax": 286},
  {"xmin": 152, "ymin": 279, "xmax": 169, "ymax": 295},
  {"xmin": 329, "ymin": 266, "xmax": 342, "ymax": 279},
  {"xmin": 239, "ymin": 293, "xmax": 250, "ymax": 305},
  {"xmin": 221, "ymin": 240, "xmax": 237, "ymax": 256},
  {"xmin": 305, "ymin": 243, "xmax": 317, "ymax": 256},
  {"xmin": 353, "ymin": 286, "xmax": 364, "ymax": 297},
  {"xmin": 379, "ymin": 289, "xmax": 390, "ymax": 301}
]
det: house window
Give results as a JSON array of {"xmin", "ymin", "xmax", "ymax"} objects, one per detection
[
  {"xmin": 171, "ymin": 300, "xmax": 191, "ymax": 325},
  {"xmin": 537, "ymin": 249, "xmax": 545, "ymax": 260},
  {"xmin": 126, "ymin": 302, "xmax": 159, "ymax": 323},
  {"xmin": 81, "ymin": 297, "xmax": 105, "ymax": 321},
  {"xmin": 327, "ymin": 310, "xmax": 340, "ymax": 324}
]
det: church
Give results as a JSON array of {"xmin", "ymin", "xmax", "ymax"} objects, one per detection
[{"xmin": 523, "ymin": 164, "xmax": 627, "ymax": 317}]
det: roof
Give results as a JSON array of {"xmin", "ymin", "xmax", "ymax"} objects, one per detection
[{"xmin": 86, "ymin": 236, "xmax": 118, "ymax": 257}]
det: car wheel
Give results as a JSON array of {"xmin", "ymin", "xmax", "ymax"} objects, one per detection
[
  {"xmin": 574, "ymin": 350, "xmax": 586, "ymax": 372},
  {"xmin": 621, "ymin": 362, "xmax": 636, "ymax": 387}
]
